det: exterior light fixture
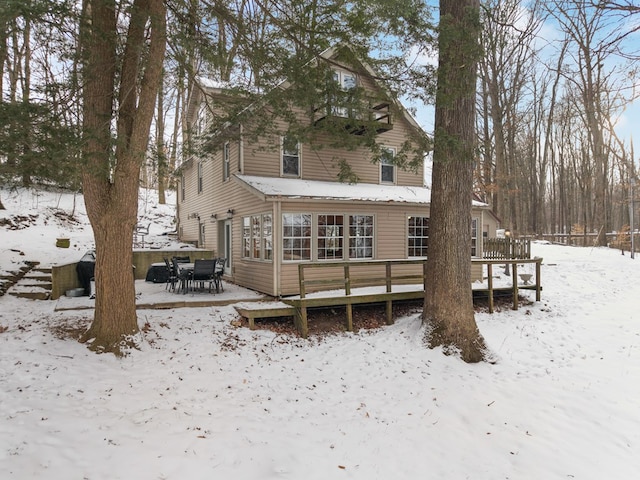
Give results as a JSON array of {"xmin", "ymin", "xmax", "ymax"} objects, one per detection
[{"xmin": 227, "ymin": 209, "xmax": 234, "ymax": 218}]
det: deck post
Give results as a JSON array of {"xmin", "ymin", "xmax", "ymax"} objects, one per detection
[
  {"xmin": 535, "ymin": 258, "xmax": 541, "ymax": 301},
  {"xmin": 487, "ymin": 263, "xmax": 494, "ymax": 313},
  {"xmin": 512, "ymin": 261, "xmax": 519, "ymax": 310},
  {"xmin": 344, "ymin": 265, "xmax": 353, "ymax": 331},
  {"xmin": 385, "ymin": 261, "xmax": 393, "ymax": 324},
  {"xmin": 298, "ymin": 264, "xmax": 309, "ymax": 337}
]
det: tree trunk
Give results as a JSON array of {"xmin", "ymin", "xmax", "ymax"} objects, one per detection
[
  {"xmin": 79, "ymin": 0, "xmax": 166, "ymax": 355},
  {"xmin": 423, "ymin": 0, "xmax": 487, "ymax": 363}
]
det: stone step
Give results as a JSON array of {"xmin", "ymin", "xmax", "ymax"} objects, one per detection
[
  {"xmin": 8, "ymin": 290, "xmax": 50, "ymax": 300},
  {"xmin": 19, "ymin": 281, "xmax": 53, "ymax": 289}
]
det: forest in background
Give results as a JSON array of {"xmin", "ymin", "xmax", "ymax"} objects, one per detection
[{"xmin": 1, "ymin": 0, "xmax": 639, "ymax": 243}]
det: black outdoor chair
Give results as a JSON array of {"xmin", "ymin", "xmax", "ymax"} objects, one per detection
[
  {"xmin": 212, "ymin": 258, "xmax": 226, "ymax": 293},
  {"xmin": 163, "ymin": 257, "xmax": 177, "ymax": 291},
  {"xmin": 191, "ymin": 259, "xmax": 216, "ymax": 293},
  {"xmin": 172, "ymin": 257, "xmax": 192, "ymax": 294}
]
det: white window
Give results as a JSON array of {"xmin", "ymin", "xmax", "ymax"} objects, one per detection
[
  {"xmin": 471, "ymin": 218, "xmax": 478, "ymax": 257},
  {"xmin": 242, "ymin": 214, "xmax": 273, "ymax": 261},
  {"xmin": 223, "ymin": 142, "xmax": 230, "ymax": 181},
  {"xmin": 349, "ymin": 215, "xmax": 374, "ymax": 259},
  {"xmin": 263, "ymin": 214, "xmax": 273, "ymax": 260},
  {"xmin": 334, "ymin": 69, "xmax": 357, "ymax": 90},
  {"xmin": 380, "ymin": 147, "xmax": 395, "ymax": 184},
  {"xmin": 318, "ymin": 215, "xmax": 344, "ymax": 260},
  {"xmin": 330, "ymin": 69, "xmax": 357, "ymax": 117},
  {"xmin": 283, "ymin": 213, "xmax": 311, "ymax": 261},
  {"xmin": 282, "ymin": 135, "xmax": 300, "ymax": 177},
  {"xmin": 242, "ymin": 217, "xmax": 251, "ymax": 258},
  {"xmin": 408, "ymin": 216, "xmax": 429, "ymax": 257},
  {"xmin": 180, "ymin": 174, "xmax": 185, "ymax": 201},
  {"xmin": 197, "ymin": 162, "xmax": 203, "ymax": 193}
]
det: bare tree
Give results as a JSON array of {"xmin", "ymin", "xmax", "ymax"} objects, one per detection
[
  {"xmin": 78, "ymin": 0, "xmax": 166, "ymax": 355},
  {"xmin": 423, "ymin": 0, "xmax": 487, "ymax": 363}
]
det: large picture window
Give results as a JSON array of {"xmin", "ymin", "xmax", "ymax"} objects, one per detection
[
  {"xmin": 282, "ymin": 135, "xmax": 300, "ymax": 177},
  {"xmin": 349, "ymin": 215, "xmax": 373, "ymax": 259},
  {"xmin": 408, "ymin": 216, "xmax": 429, "ymax": 257},
  {"xmin": 318, "ymin": 215, "xmax": 344, "ymax": 260},
  {"xmin": 283, "ymin": 213, "xmax": 311, "ymax": 260}
]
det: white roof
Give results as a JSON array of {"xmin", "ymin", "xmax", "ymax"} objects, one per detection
[{"xmin": 235, "ymin": 175, "xmax": 488, "ymax": 207}]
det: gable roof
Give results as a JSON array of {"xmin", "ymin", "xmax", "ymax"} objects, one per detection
[
  {"xmin": 233, "ymin": 174, "xmax": 489, "ymax": 208},
  {"xmin": 186, "ymin": 44, "xmax": 427, "ymax": 139}
]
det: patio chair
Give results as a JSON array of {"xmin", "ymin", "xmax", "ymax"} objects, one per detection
[
  {"xmin": 212, "ymin": 258, "xmax": 226, "ymax": 293},
  {"xmin": 191, "ymin": 259, "xmax": 216, "ymax": 293},
  {"xmin": 134, "ymin": 223, "xmax": 150, "ymax": 247},
  {"xmin": 163, "ymin": 257, "xmax": 177, "ymax": 291},
  {"xmin": 172, "ymin": 258, "xmax": 192, "ymax": 294}
]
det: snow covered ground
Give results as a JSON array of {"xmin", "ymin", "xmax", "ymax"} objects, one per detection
[{"xmin": 1, "ymin": 186, "xmax": 639, "ymax": 479}]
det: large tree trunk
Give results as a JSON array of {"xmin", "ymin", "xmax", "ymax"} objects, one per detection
[
  {"xmin": 423, "ymin": 0, "xmax": 487, "ymax": 363},
  {"xmin": 79, "ymin": 0, "xmax": 166, "ymax": 355}
]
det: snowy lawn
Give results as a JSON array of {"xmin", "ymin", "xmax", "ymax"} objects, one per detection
[{"xmin": 1, "ymin": 187, "xmax": 639, "ymax": 479}]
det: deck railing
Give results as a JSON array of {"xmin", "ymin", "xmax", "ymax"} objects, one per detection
[
  {"xmin": 482, "ymin": 238, "xmax": 531, "ymax": 260},
  {"xmin": 286, "ymin": 256, "xmax": 543, "ymax": 337}
]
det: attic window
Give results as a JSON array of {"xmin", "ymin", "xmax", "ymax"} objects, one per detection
[{"xmin": 334, "ymin": 69, "xmax": 356, "ymax": 90}]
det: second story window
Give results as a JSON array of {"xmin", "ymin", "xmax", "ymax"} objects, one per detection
[
  {"xmin": 223, "ymin": 142, "xmax": 230, "ymax": 181},
  {"xmin": 197, "ymin": 162, "xmax": 203, "ymax": 193},
  {"xmin": 331, "ymin": 69, "xmax": 357, "ymax": 117},
  {"xmin": 180, "ymin": 174, "xmax": 185, "ymax": 201},
  {"xmin": 282, "ymin": 135, "xmax": 300, "ymax": 177},
  {"xmin": 380, "ymin": 147, "xmax": 395, "ymax": 184}
]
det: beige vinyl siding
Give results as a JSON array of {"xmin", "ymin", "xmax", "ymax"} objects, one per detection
[{"xmin": 240, "ymin": 100, "xmax": 424, "ymax": 188}]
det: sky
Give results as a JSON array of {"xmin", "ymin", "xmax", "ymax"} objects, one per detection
[{"xmin": 1, "ymin": 186, "xmax": 639, "ymax": 479}]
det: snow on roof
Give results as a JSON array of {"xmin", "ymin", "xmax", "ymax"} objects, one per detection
[{"xmin": 235, "ymin": 175, "xmax": 488, "ymax": 207}]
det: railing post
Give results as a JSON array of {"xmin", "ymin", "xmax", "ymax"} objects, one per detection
[
  {"xmin": 297, "ymin": 264, "xmax": 308, "ymax": 337},
  {"xmin": 512, "ymin": 262, "xmax": 519, "ymax": 310},
  {"xmin": 487, "ymin": 263, "xmax": 494, "ymax": 314}
]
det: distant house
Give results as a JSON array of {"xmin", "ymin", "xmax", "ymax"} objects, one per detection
[{"xmin": 177, "ymin": 45, "xmax": 499, "ymax": 297}]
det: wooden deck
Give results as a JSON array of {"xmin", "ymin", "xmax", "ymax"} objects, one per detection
[{"xmin": 235, "ymin": 258, "xmax": 543, "ymax": 337}]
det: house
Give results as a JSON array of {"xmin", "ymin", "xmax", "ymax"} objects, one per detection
[{"xmin": 176, "ymin": 45, "xmax": 499, "ymax": 297}]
